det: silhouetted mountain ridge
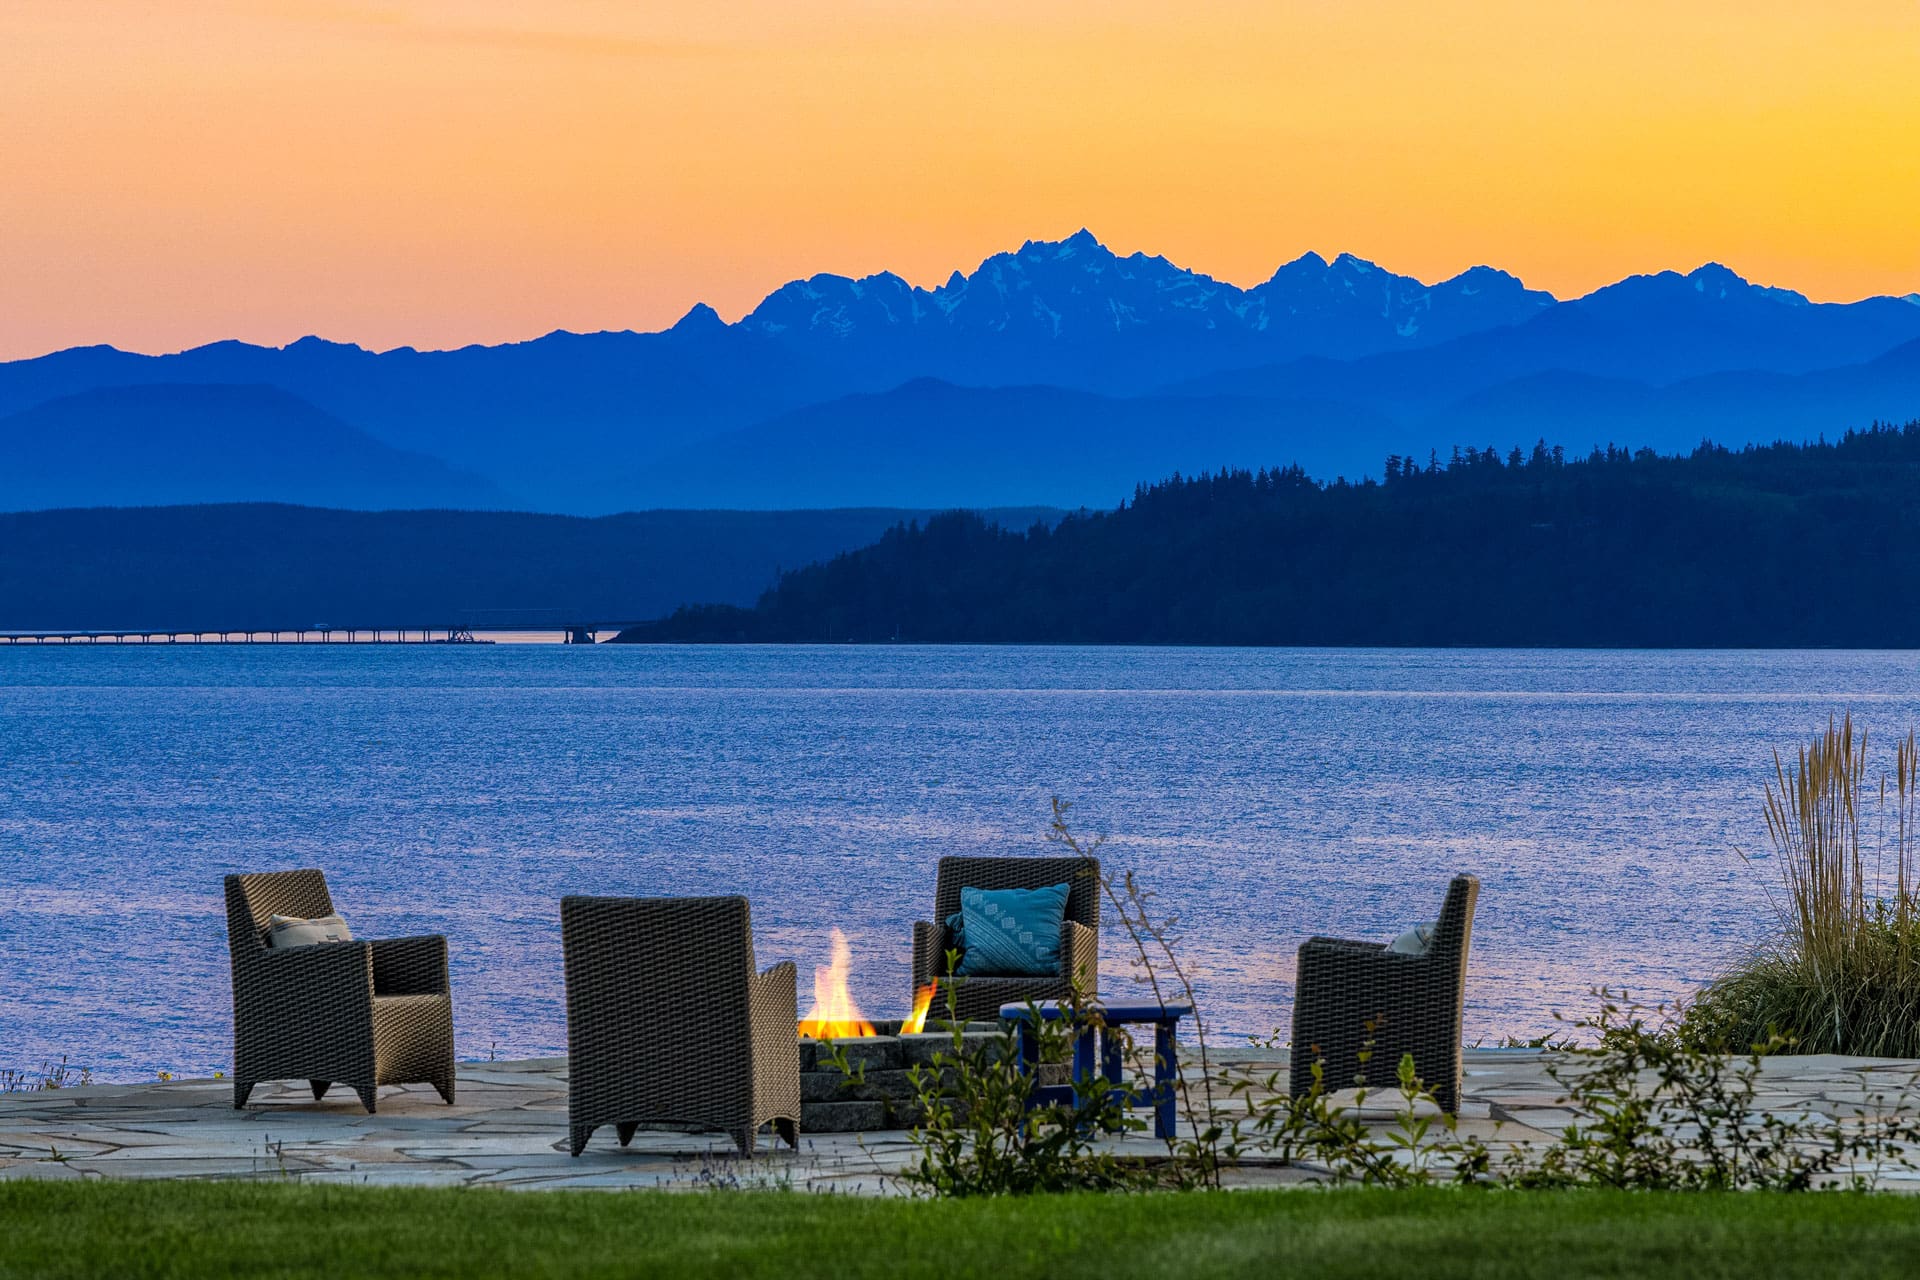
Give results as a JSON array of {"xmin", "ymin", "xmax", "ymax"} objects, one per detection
[
  {"xmin": 736, "ymin": 230, "xmax": 1557, "ymax": 391},
  {"xmin": 629, "ymin": 378, "xmax": 1401, "ymax": 509},
  {"xmin": 0, "ymin": 384, "xmax": 505, "ymax": 512},
  {"xmin": 3, "ymin": 235, "xmax": 1919, "ymax": 513}
]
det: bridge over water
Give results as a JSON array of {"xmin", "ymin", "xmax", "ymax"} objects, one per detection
[{"xmin": 0, "ymin": 620, "xmax": 648, "ymax": 646}]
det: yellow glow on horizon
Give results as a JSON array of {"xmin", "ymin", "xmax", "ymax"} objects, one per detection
[{"xmin": 3, "ymin": 0, "xmax": 1918, "ymax": 359}]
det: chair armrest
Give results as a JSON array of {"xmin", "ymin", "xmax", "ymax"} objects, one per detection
[
  {"xmin": 371, "ymin": 934, "xmax": 448, "ymax": 997},
  {"xmin": 750, "ymin": 961, "xmax": 798, "ymax": 1116},
  {"xmin": 912, "ymin": 920, "xmax": 948, "ymax": 990},
  {"xmin": 1059, "ymin": 919, "xmax": 1098, "ymax": 992},
  {"xmin": 752, "ymin": 961, "xmax": 798, "ymax": 1038},
  {"xmin": 1297, "ymin": 936, "xmax": 1424, "ymax": 987},
  {"xmin": 1301, "ymin": 936, "xmax": 1389, "ymax": 955},
  {"xmin": 256, "ymin": 939, "xmax": 374, "ymax": 1010}
]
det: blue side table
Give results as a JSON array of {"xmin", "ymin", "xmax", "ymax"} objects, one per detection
[{"xmin": 999, "ymin": 1001, "xmax": 1193, "ymax": 1139}]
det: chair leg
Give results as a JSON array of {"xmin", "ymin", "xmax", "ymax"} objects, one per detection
[
  {"xmin": 615, "ymin": 1122, "xmax": 638, "ymax": 1147},
  {"xmin": 1288, "ymin": 1053, "xmax": 1318, "ymax": 1103},
  {"xmin": 732, "ymin": 1127, "xmax": 756, "ymax": 1157},
  {"xmin": 433, "ymin": 1076, "xmax": 456, "ymax": 1105},
  {"xmin": 309, "ymin": 1080, "xmax": 331, "ymax": 1101},
  {"xmin": 773, "ymin": 1117, "xmax": 799, "ymax": 1150},
  {"xmin": 233, "ymin": 1080, "xmax": 254, "ymax": 1110},
  {"xmin": 354, "ymin": 1085, "xmax": 378, "ymax": 1114},
  {"xmin": 569, "ymin": 1123, "xmax": 595, "ymax": 1157}
]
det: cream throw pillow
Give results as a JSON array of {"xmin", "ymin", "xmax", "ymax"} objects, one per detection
[{"xmin": 266, "ymin": 913, "xmax": 354, "ymax": 948}]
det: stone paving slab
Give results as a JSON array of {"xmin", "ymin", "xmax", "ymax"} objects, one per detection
[{"xmin": 8, "ymin": 1049, "xmax": 1920, "ymax": 1194}]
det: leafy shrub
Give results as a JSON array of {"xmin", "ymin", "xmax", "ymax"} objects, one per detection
[
  {"xmin": 1241, "ymin": 993, "xmax": 1920, "ymax": 1191},
  {"xmin": 1236, "ymin": 1038, "xmax": 1493, "ymax": 1187},
  {"xmin": 892, "ymin": 983, "xmax": 1166, "ymax": 1197},
  {"xmin": 1519, "ymin": 993, "xmax": 1920, "ymax": 1190}
]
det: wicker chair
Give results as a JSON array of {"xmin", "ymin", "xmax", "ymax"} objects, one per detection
[
  {"xmin": 561, "ymin": 895, "xmax": 799, "ymax": 1157},
  {"xmin": 910, "ymin": 856, "xmax": 1100, "ymax": 1023},
  {"xmin": 1288, "ymin": 874, "xmax": 1479, "ymax": 1113},
  {"xmin": 225, "ymin": 869, "xmax": 456, "ymax": 1113}
]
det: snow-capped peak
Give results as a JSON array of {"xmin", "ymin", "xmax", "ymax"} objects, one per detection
[
  {"xmin": 730, "ymin": 234, "xmax": 1554, "ymax": 356},
  {"xmin": 1684, "ymin": 263, "xmax": 1810, "ymax": 306}
]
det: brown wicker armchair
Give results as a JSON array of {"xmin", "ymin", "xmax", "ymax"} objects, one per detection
[
  {"xmin": 561, "ymin": 895, "xmax": 799, "ymax": 1157},
  {"xmin": 910, "ymin": 856, "xmax": 1100, "ymax": 1023},
  {"xmin": 226, "ymin": 869, "xmax": 455, "ymax": 1113},
  {"xmin": 1288, "ymin": 874, "xmax": 1479, "ymax": 1113}
]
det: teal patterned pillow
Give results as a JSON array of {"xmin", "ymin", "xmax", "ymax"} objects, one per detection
[
  {"xmin": 955, "ymin": 883, "xmax": 1070, "ymax": 977},
  {"xmin": 939, "ymin": 910, "xmax": 969, "ymax": 971}
]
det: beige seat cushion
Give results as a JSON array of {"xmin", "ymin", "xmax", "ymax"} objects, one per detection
[{"xmin": 266, "ymin": 913, "xmax": 353, "ymax": 948}]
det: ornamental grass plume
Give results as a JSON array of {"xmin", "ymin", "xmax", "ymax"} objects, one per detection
[{"xmin": 1683, "ymin": 714, "xmax": 1920, "ymax": 1057}]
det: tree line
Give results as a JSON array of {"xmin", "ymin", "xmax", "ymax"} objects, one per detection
[{"xmin": 618, "ymin": 423, "xmax": 1920, "ymax": 647}]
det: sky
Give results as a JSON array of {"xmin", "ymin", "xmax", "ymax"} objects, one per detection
[{"xmin": 4, "ymin": 0, "xmax": 1919, "ymax": 360}]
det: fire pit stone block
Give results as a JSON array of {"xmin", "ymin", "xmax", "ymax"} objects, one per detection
[
  {"xmin": 801, "ymin": 1100, "xmax": 890, "ymax": 1132},
  {"xmin": 826, "ymin": 1037, "xmax": 902, "ymax": 1072},
  {"xmin": 899, "ymin": 1029, "xmax": 1009, "ymax": 1067},
  {"xmin": 801, "ymin": 1069, "xmax": 919, "ymax": 1103},
  {"xmin": 796, "ymin": 1020, "xmax": 1009, "ymax": 1132}
]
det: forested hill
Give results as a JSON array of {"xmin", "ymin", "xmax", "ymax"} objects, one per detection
[
  {"xmin": 0, "ymin": 504, "xmax": 1059, "ymax": 632},
  {"xmin": 617, "ymin": 425, "xmax": 1920, "ymax": 648}
]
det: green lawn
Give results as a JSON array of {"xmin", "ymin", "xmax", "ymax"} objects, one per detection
[{"xmin": 6, "ymin": 1182, "xmax": 1920, "ymax": 1279}]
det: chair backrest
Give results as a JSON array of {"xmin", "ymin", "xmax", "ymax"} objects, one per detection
[
  {"xmin": 1427, "ymin": 874, "xmax": 1479, "ymax": 975},
  {"xmin": 560, "ymin": 895, "xmax": 758, "ymax": 1104},
  {"xmin": 226, "ymin": 868, "xmax": 335, "ymax": 969},
  {"xmin": 933, "ymin": 856, "xmax": 1101, "ymax": 931}
]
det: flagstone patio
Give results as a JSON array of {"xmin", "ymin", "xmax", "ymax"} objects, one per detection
[{"xmin": 5, "ymin": 1048, "xmax": 1920, "ymax": 1193}]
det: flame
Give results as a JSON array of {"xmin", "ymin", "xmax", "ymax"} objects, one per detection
[
  {"xmin": 797, "ymin": 928, "xmax": 877, "ymax": 1039},
  {"xmin": 901, "ymin": 983, "xmax": 936, "ymax": 1035}
]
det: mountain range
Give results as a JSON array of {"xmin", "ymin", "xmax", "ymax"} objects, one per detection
[
  {"xmin": 3, "ymin": 232, "xmax": 1919, "ymax": 513},
  {"xmin": 0, "ymin": 384, "xmax": 503, "ymax": 512}
]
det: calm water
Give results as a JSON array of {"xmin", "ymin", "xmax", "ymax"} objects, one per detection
[{"xmin": 4, "ymin": 645, "xmax": 1917, "ymax": 1081}]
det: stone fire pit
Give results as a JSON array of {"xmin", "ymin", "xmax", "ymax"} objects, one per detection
[{"xmin": 798, "ymin": 1019, "xmax": 1003, "ymax": 1132}]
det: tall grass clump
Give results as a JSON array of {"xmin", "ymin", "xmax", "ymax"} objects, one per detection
[{"xmin": 1682, "ymin": 714, "xmax": 1920, "ymax": 1056}]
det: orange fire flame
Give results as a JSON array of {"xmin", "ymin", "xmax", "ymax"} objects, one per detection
[
  {"xmin": 901, "ymin": 983, "xmax": 936, "ymax": 1035},
  {"xmin": 797, "ymin": 928, "xmax": 877, "ymax": 1039}
]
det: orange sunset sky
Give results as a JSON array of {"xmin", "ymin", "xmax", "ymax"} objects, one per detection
[{"xmin": 4, "ymin": 0, "xmax": 1918, "ymax": 361}]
